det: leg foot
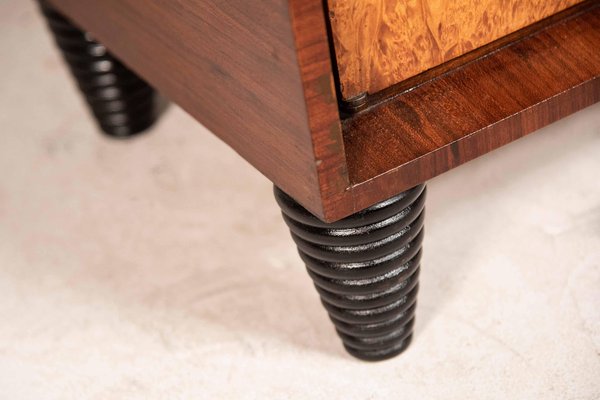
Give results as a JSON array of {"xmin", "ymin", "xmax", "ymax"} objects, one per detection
[
  {"xmin": 38, "ymin": 1, "xmax": 161, "ymax": 138},
  {"xmin": 275, "ymin": 184, "xmax": 426, "ymax": 361}
]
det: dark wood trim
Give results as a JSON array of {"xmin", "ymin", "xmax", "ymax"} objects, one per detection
[
  {"xmin": 287, "ymin": 0, "xmax": 349, "ymax": 219},
  {"xmin": 363, "ymin": 0, "xmax": 600, "ymax": 112}
]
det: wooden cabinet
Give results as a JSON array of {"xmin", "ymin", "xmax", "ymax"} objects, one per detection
[
  {"xmin": 44, "ymin": 0, "xmax": 599, "ymax": 222},
  {"xmin": 328, "ymin": 0, "xmax": 584, "ymax": 99}
]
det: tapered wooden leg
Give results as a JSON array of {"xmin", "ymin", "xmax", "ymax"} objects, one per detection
[
  {"xmin": 38, "ymin": 1, "xmax": 160, "ymax": 138},
  {"xmin": 275, "ymin": 184, "xmax": 426, "ymax": 361}
]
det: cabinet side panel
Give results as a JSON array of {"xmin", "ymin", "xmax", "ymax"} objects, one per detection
[{"xmin": 47, "ymin": 0, "xmax": 326, "ymax": 215}]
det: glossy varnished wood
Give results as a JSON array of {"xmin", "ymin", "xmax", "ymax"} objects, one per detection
[
  {"xmin": 287, "ymin": 0, "xmax": 350, "ymax": 220},
  {"xmin": 328, "ymin": 0, "xmax": 583, "ymax": 99},
  {"xmin": 342, "ymin": 4, "xmax": 600, "ymax": 210},
  {"xmin": 45, "ymin": 0, "xmax": 332, "ymax": 216},
  {"xmin": 43, "ymin": 1, "xmax": 600, "ymax": 222}
]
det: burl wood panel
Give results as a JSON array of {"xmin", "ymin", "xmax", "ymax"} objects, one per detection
[
  {"xmin": 328, "ymin": 0, "xmax": 584, "ymax": 99},
  {"xmin": 46, "ymin": 0, "xmax": 343, "ymax": 218},
  {"xmin": 341, "ymin": 4, "xmax": 600, "ymax": 214}
]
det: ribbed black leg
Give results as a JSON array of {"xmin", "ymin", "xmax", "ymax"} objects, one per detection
[
  {"xmin": 275, "ymin": 184, "xmax": 426, "ymax": 361},
  {"xmin": 38, "ymin": 1, "xmax": 160, "ymax": 138}
]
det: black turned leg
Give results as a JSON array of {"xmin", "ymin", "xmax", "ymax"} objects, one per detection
[
  {"xmin": 275, "ymin": 184, "xmax": 426, "ymax": 361},
  {"xmin": 38, "ymin": 1, "xmax": 160, "ymax": 138}
]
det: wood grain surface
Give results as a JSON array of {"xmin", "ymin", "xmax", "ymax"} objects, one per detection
[
  {"xmin": 287, "ymin": 0, "xmax": 350, "ymax": 220},
  {"xmin": 328, "ymin": 0, "xmax": 584, "ymax": 99},
  {"xmin": 44, "ymin": 0, "xmax": 600, "ymax": 222},
  {"xmin": 341, "ymin": 4, "xmax": 600, "ymax": 215},
  {"xmin": 46, "ymin": 0, "xmax": 337, "ymax": 217}
]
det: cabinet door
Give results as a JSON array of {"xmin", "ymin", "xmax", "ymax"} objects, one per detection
[{"xmin": 328, "ymin": 0, "xmax": 583, "ymax": 100}]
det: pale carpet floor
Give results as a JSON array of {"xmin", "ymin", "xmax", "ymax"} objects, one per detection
[{"xmin": 0, "ymin": 1, "xmax": 599, "ymax": 399}]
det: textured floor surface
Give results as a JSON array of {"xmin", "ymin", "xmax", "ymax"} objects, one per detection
[{"xmin": 0, "ymin": 1, "xmax": 599, "ymax": 399}]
